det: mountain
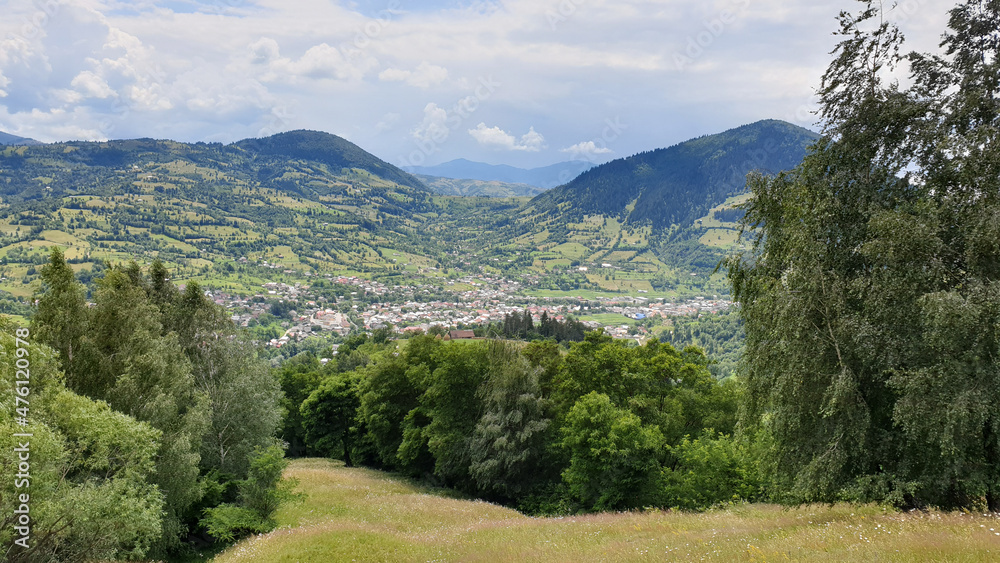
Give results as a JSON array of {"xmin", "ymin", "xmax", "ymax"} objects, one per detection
[
  {"xmin": 0, "ymin": 131, "xmax": 42, "ymax": 145},
  {"xmin": 480, "ymin": 120, "xmax": 820, "ymax": 291},
  {"xmin": 0, "ymin": 130, "xmax": 494, "ymax": 299},
  {"xmin": 0, "ymin": 121, "xmax": 819, "ymax": 301},
  {"xmin": 408, "ymin": 159, "xmax": 594, "ymax": 189},
  {"xmin": 415, "ymin": 174, "xmax": 546, "ymax": 197},
  {"xmin": 235, "ymin": 130, "xmax": 426, "ymax": 191},
  {"xmin": 525, "ymin": 120, "xmax": 820, "ymax": 229}
]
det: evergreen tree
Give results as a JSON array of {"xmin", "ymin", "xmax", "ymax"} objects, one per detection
[
  {"xmin": 33, "ymin": 248, "xmax": 87, "ymax": 369},
  {"xmin": 469, "ymin": 341, "xmax": 552, "ymax": 499}
]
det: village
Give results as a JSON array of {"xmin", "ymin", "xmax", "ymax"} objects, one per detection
[{"xmin": 207, "ymin": 272, "xmax": 733, "ymax": 348}]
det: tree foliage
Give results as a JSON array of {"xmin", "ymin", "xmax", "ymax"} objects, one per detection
[
  {"xmin": 0, "ymin": 321, "xmax": 164, "ymax": 562},
  {"xmin": 29, "ymin": 251, "xmax": 287, "ymax": 554},
  {"xmin": 297, "ymin": 331, "xmax": 747, "ymax": 513},
  {"xmin": 728, "ymin": 0, "xmax": 1000, "ymax": 509}
]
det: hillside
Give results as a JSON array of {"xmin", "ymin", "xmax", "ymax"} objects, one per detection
[
  {"xmin": 0, "ymin": 132, "xmax": 520, "ymax": 298},
  {"xmin": 234, "ymin": 130, "xmax": 427, "ymax": 191},
  {"xmin": 525, "ymin": 120, "xmax": 819, "ymax": 228},
  {"xmin": 211, "ymin": 458, "xmax": 1000, "ymax": 562},
  {"xmin": 0, "ymin": 121, "xmax": 818, "ymax": 301},
  {"xmin": 478, "ymin": 120, "xmax": 819, "ymax": 295}
]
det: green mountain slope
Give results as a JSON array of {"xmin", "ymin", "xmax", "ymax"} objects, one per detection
[
  {"xmin": 0, "ymin": 121, "xmax": 818, "ymax": 300},
  {"xmin": 478, "ymin": 120, "xmax": 819, "ymax": 294},
  {"xmin": 0, "ymin": 132, "xmax": 513, "ymax": 297},
  {"xmin": 525, "ymin": 120, "xmax": 818, "ymax": 228},
  {"xmin": 234, "ymin": 130, "xmax": 427, "ymax": 191}
]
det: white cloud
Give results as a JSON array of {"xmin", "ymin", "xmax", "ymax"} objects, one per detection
[
  {"xmin": 248, "ymin": 37, "xmax": 280, "ymax": 64},
  {"xmin": 378, "ymin": 61, "xmax": 448, "ymax": 88},
  {"xmin": 0, "ymin": 0, "xmax": 950, "ymax": 161},
  {"xmin": 70, "ymin": 71, "xmax": 115, "ymax": 99},
  {"xmin": 412, "ymin": 102, "xmax": 450, "ymax": 146},
  {"xmin": 468, "ymin": 123, "xmax": 545, "ymax": 152},
  {"xmin": 560, "ymin": 140, "xmax": 613, "ymax": 160},
  {"xmin": 288, "ymin": 44, "xmax": 355, "ymax": 80}
]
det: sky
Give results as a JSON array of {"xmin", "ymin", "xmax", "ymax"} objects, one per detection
[{"xmin": 0, "ymin": 0, "xmax": 949, "ymax": 169}]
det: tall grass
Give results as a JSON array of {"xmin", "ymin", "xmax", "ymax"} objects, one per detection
[{"xmin": 213, "ymin": 459, "xmax": 1000, "ymax": 562}]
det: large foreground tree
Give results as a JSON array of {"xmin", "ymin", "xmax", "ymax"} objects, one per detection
[{"xmin": 729, "ymin": 0, "xmax": 1000, "ymax": 509}]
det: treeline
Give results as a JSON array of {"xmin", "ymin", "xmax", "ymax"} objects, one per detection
[
  {"xmin": 0, "ymin": 249, "xmax": 292, "ymax": 562},
  {"xmin": 277, "ymin": 332, "xmax": 754, "ymax": 514},
  {"xmin": 499, "ymin": 310, "xmax": 587, "ymax": 342}
]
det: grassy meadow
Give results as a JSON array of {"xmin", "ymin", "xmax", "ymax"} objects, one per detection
[{"xmin": 212, "ymin": 459, "xmax": 1000, "ymax": 562}]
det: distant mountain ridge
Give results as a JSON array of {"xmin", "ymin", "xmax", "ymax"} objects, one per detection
[
  {"xmin": 526, "ymin": 119, "xmax": 820, "ymax": 229},
  {"xmin": 415, "ymin": 175, "xmax": 545, "ymax": 198},
  {"xmin": 408, "ymin": 159, "xmax": 594, "ymax": 189},
  {"xmin": 0, "ymin": 131, "xmax": 41, "ymax": 145}
]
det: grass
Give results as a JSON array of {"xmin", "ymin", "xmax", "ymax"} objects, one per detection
[
  {"xmin": 579, "ymin": 312, "xmax": 636, "ymax": 326},
  {"xmin": 699, "ymin": 228, "xmax": 740, "ymax": 248},
  {"xmin": 212, "ymin": 459, "xmax": 1000, "ymax": 562}
]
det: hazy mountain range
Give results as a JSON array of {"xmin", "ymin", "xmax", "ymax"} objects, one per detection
[
  {"xmin": 0, "ymin": 131, "xmax": 41, "ymax": 145},
  {"xmin": 407, "ymin": 159, "xmax": 595, "ymax": 189}
]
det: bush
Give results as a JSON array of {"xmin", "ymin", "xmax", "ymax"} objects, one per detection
[
  {"xmin": 659, "ymin": 431, "xmax": 759, "ymax": 510},
  {"xmin": 201, "ymin": 445, "xmax": 301, "ymax": 542}
]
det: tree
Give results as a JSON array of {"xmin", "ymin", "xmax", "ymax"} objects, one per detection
[
  {"xmin": 32, "ymin": 248, "xmax": 87, "ymax": 370},
  {"xmin": 356, "ymin": 353, "xmax": 427, "ymax": 471},
  {"xmin": 196, "ymin": 335, "xmax": 283, "ymax": 477},
  {"xmin": 1, "ymin": 324, "xmax": 164, "ymax": 563},
  {"xmin": 560, "ymin": 392, "xmax": 664, "ymax": 511},
  {"xmin": 300, "ymin": 372, "xmax": 362, "ymax": 465},
  {"xmin": 420, "ymin": 341, "xmax": 489, "ymax": 488},
  {"xmin": 469, "ymin": 341, "xmax": 552, "ymax": 499},
  {"xmin": 728, "ymin": 0, "xmax": 1000, "ymax": 509},
  {"xmin": 275, "ymin": 354, "xmax": 326, "ymax": 457}
]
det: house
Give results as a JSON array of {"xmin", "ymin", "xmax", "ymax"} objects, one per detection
[{"xmin": 448, "ymin": 330, "xmax": 476, "ymax": 340}]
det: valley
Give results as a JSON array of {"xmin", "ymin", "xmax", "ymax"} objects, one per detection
[{"xmin": 0, "ymin": 120, "xmax": 811, "ymax": 346}]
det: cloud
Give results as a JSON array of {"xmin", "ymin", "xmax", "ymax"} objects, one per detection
[
  {"xmin": 70, "ymin": 71, "xmax": 115, "ymax": 99},
  {"xmin": 286, "ymin": 44, "xmax": 357, "ymax": 80},
  {"xmin": 468, "ymin": 123, "xmax": 545, "ymax": 152},
  {"xmin": 375, "ymin": 112, "xmax": 400, "ymax": 132},
  {"xmin": 412, "ymin": 102, "xmax": 450, "ymax": 145},
  {"xmin": 560, "ymin": 140, "xmax": 613, "ymax": 160},
  {"xmin": 378, "ymin": 61, "xmax": 448, "ymax": 88},
  {"xmin": 0, "ymin": 0, "xmax": 950, "ymax": 160},
  {"xmin": 248, "ymin": 38, "xmax": 280, "ymax": 64}
]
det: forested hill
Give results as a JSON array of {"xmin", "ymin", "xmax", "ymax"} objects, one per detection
[
  {"xmin": 525, "ymin": 120, "xmax": 819, "ymax": 228},
  {"xmin": 234, "ymin": 130, "xmax": 426, "ymax": 191}
]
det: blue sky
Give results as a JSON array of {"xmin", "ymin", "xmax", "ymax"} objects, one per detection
[{"xmin": 0, "ymin": 0, "xmax": 948, "ymax": 169}]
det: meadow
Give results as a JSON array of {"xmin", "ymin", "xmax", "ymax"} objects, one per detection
[{"xmin": 213, "ymin": 459, "xmax": 1000, "ymax": 562}]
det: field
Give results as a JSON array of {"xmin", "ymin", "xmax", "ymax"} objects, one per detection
[{"xmin": 213, "ymin": 459, "xmax": 1000, "ymax": 562}]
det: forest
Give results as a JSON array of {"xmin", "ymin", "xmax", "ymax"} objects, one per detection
[{"xmin": 277, "ymin": 331, "xmax": 748, "ymax": 514}]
